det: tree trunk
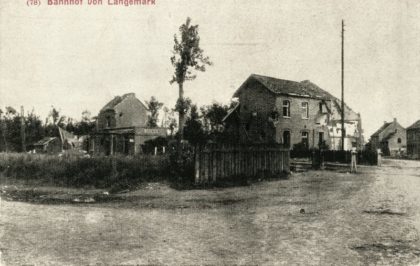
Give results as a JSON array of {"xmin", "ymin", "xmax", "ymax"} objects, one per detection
[{"xmin": 177, "ymin": 82, "xmax": 185, "ymax": 160}]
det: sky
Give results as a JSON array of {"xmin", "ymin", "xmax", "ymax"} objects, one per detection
[{"xmin": 1, "ymin": 0, "xmax": 420, "ymax": 138}]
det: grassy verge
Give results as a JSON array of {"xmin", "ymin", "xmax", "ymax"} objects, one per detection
[{"xmin": 0, "ymin": 153, "xmax": 170, "ymax": 189}]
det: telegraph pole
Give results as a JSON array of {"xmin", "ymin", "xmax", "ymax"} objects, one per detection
[{"xmin": 341, "ymin": 20, "xmax": 346, "ymax": 151}]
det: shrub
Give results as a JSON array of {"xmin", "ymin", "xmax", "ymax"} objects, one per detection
[{"xmin": 0, "ymin": 152, "xmax": 171, "ymax": 188}]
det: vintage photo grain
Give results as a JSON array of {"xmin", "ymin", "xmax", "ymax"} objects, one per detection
[{"xmin": 1, "ymin": 0, "xmax": 420, "ymax": 265}]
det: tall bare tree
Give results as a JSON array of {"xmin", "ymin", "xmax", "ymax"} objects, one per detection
[{"xmin": 170, "ymin": 17, "xmax": 212, "ymax": 145}]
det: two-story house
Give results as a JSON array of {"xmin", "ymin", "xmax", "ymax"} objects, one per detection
[
  {"xmin": 90, "ymin": 93, "xmax": 166, "ymax": 155},
  {"xmin": 407, "ymin": 120, "xmax": 420, "ymax": 159},
  {"xmin": 369, "ymin": 118, "xmax": 406, "ymax": 156},
  {"xmin": 223, "ymin": 74, "xmax": 363, "ymax": 150}
]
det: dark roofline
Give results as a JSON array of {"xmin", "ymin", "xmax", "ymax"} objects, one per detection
[
  {"xmin": 407, "ymin": 120, "xmax": 420, "ymax": 130},
  {"xmin": 371, "ymin": 122, "xmax": 392, "ymax": 137},
  {"xmin": 222, "ymin": 103, "xmax": 240, "ymax": 122},
  {"xmin": 233, "ymin": 74, "xmax": 333, "ymax": 100},
  {"xmin": 100, "ymin": 93, "xmax": 148, "ymax": 113}
]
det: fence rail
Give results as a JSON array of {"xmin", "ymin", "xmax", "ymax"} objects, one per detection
[
  {"xmin": 194, "ymin": 144, "xmax": 290, "ymax": 183},
  {"xmin": 291, "ymin": 149, "xmax": 378, "ymax": 165}
]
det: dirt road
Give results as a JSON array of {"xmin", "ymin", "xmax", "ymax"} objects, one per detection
[{"xmin": 1, "ymin": 159, "xmax": 420, "ymax": 265}]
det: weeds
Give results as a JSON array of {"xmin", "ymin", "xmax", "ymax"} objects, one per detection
[{"xmin": 0, "ymin": 152, "xmax": 171, "ymax": 188}]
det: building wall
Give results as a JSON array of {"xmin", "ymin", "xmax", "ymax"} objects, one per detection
[
  {"xmin": 273, "ymin": 95, "xmax": 330, "ymax": 148},
  {"xmin": 235, "ymin": 80, "xmax": 334, "ymax": 148},
  {"xmin": 97, "ymin": 95, "xmax": 148, "ymax": 130},
  {"xmin": 407, "ymin": 128, "xmax": 420, "ymax": 158},
  {"xmin": 386, "ymin": 127, "xmax": 407, "ymax": 155},
  {"xmin": 114, "ymin": 96, "xmax": 148, "ymax": 128},
  {"xmin": 237, "ymin": 80, "xmax": 276, "ymax": 143}
]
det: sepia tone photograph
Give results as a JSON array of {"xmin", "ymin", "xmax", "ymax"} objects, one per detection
[{"xmin": 1, "ymin": 0, "xmax": 420, "ymax": 265}]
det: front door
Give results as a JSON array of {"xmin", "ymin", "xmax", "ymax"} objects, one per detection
[{"xmin": 283, "ymin": 131, "xmax": 291, "ymax": 148}]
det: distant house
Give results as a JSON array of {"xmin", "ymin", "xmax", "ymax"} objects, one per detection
[
  {"xmin": 32, "ymin": 137, "xmax": 62, "ymax": 154},
  {"xmin": 223, "ymin": 74, "xmax": 363, "ymax": 150},
  {"xmin": 90, "ymin": 93, "xmax": 167, "ymax": 155},
  {"xmin": 369, "ymin": 118, "xmax": 406, "ymax": 156},
  {"xmin": 407, "ymin": 120, "xmax": 420, "ymax": 159}
]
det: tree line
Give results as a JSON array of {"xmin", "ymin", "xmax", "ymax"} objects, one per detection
[{"xmin": 0, "ymin": 98, "xmax": 235, "ymax": 152}]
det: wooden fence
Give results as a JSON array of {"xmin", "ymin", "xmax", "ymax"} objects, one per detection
[{"xmin": 194, "ymin": 143, "xmax": 290, "ymax": 183}]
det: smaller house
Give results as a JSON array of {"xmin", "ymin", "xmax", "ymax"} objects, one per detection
[
  {"xmin": 407, "ymin": 120, "xmax": 420, "ymax": 159},
  {"xmin": 32, "ymin": 137, "xmax": 62, "ymax": 154},
  {"xmin": 370, "ymin": 118, "xmax": 406, "ymax": 156},
  {"xmin": 91, "ymin": 93, "xmax": 167, "ymax": 155}
]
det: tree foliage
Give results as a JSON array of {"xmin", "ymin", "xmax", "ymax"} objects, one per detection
[
  {"xmin": 170, "ymin": 17, "xmax": 212, "ymax": 146},
  {"xmin": 0, "ymin": 107, "xmax": 95, "ymax": 152},
  {"xmin": 146, "ymin": 96, "xmax": 164, "ymax": 128},
  {"xmin": 183, "ymin": 104, "xmax": 206, "ymax": 146},
  {"xmin": 170, "ymin": 17, "xmax": 212, "ymax": 85}
]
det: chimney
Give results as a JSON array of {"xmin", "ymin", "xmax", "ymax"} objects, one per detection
[{"xmin": 393, "ymin": 118, "xmax": 397, "ymax": 125}]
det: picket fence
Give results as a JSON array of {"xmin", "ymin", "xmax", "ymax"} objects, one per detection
[{"xmin": 194, "ymin": 143, "xmax": 290, "ymax": 183}]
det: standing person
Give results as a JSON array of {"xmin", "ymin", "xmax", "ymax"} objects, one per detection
[
  {"xmin": 377, "ymin": 148, "xmax": 382, "ymax": 167},
  {"xmin": 351, "ymin": 147, "xmax": 357, "ymax": 173}
]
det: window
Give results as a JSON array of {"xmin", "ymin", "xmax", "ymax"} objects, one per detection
[
  {"xmin": 319, "ymin": 102, "xmax": 323, "ymax": 112},
  {"xmin": 398, "ymin": 138, "xmax": 402, "ymax": 144},
  {"xmin": 318, "ymin": 132, "xmax": 324, "ymax": 145},
  {"xmin": 283, "ymin": 100, "xmax": 290, "ymax": 117},
  {"xmin": 106, "ymin": 116, "xmax": 111, "ymax": 127},
  {"xmin": 302, "ymin": 131, "xmax": 309, "ymax": 147},
  {"xmin": 302, "ymin": 102, "xmax": 309, "ymax": 119}
]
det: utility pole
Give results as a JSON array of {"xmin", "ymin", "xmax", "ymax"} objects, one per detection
[
  {"xmin": 341, "ymin": 20, "xmax": 346, "ymax": 151},
  {"xmin": 20, "ymin": 106, "xmax": 26, "ymax": 152}
]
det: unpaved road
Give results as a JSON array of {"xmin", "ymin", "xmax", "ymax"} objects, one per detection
[{"xmin": 1, "ymin": 159, "xmax": 420, "ymax": 265}]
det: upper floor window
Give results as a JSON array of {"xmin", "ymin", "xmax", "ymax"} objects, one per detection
[
  {"xmin": 398, "ymin": 138, "xmax": 402, "ymax": 144},
  {"xmin": 106, "ymin": 116, "xmax": 111, "ymax": 127},
  {"xmin": 302, "ymin": 102, "xmax": 309, "ymax": 119},
  {"xmin": 283, "ymin": 100, "xmax": 290, "ymax": 117}
]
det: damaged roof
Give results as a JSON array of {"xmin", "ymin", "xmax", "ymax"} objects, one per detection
[
  {"xmin": 233, "ymin": 74, "xmax": 335, "ymax": 100},
  {"xmin": 100, "ymin": 93, "xmax": 146, "ymax": 112},
  {"xmin": 33, "ymin": 137, "xmax": 58, "ymax": 146}
]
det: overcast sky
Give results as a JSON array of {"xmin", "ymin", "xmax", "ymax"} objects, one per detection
[{"xmin": 1, "ymin": 0, "xmax": 420, "ymax": 138}]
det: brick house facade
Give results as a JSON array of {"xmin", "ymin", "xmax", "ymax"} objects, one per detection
[
  {"xmin": 91, "ymin": 93, "xmax": 166, "ymax": 155},
  {"xmin": 369, "ymin": 118, "xmax": 406, "ymax": 156},
  {"xmin": 407, "ymin": 120, "xmax": 420, "ymax": 159},
  {"xmin": 224, "ymin": 74, "xmax": 363, "ymax": 150}
]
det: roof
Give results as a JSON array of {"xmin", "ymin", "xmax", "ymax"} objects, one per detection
[
  {"xmin": 371, "ymin": 122, "xmax": 392, "ymax": 137},
  {"xmin": 233, "ymin": 74, "xmax": 335, "ymax": 100},
  {"xmin": 382, "ymin": 131, "xmax": 396, "ymax": 141},
  {"xmin": 222, "ymin": 103, "xmax": 240, "ymax": 122},
  {"xmin": 407, "ymin": 120, "xmax": 420, "ymax": 130},
  {"xmin": 33, "ymin": 137, "xmax": 58, "ymax": 146},
  {"xmin": 100, "ymin": 93, "xmax": 146, "ymax": 112},
  {"xmin": 330, "ymin": 99, "xmax": 360, "ymax": 121}
]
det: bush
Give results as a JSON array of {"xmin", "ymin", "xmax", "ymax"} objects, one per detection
[{"xmin": 0, "ymin": 152, "xmax": 171, "ymax": 188}]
